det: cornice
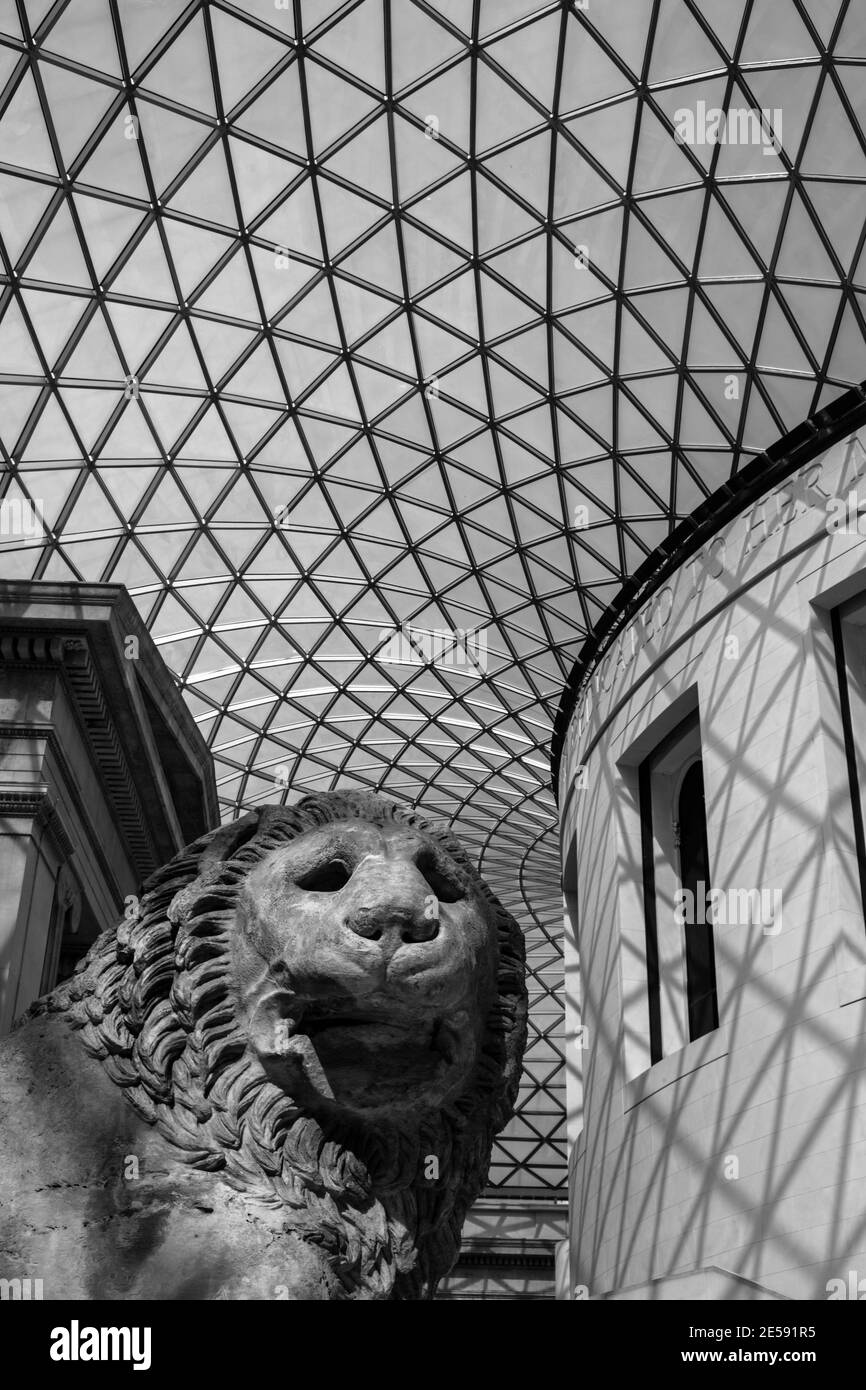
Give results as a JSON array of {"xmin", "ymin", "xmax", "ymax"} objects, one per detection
[
  {"xmin": 0, "ymin": 628, "xmax": 159, "ymax": 878},
  {"xmin": 453, "ymin": 1249, "xmax": 556, "ymax": 1271},
  {"xmin": 0, "ymin": 786, "xmax": 74, "ymax": 858}
]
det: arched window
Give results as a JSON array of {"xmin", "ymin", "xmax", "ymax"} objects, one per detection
[
  {"xmin": 678, "ymin": 760, "xmax": 719, "ymax": 1041},
  {"xmin": 638, "ymin": 708, "xmax": 719, "ymax": 1063}
]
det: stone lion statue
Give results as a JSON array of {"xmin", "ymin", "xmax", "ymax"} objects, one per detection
[{"xmin": 0, "ymin": 791, "xmax": 527, "ymax": 1300}]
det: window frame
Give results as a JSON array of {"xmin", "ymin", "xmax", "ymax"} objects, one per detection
[{"xmin": 638, "ymin": 708, "xmax": 719, "ymax": 1063}]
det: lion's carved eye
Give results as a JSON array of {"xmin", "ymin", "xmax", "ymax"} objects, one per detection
[
  {"xmin": 296, "ymin": 859, "xmax": 352, "ymax": 893},
  {"xmin": 416, "ymin": 852, "xmax": 464, "ymax": 904}
]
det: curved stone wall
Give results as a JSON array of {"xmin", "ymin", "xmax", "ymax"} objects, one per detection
[{"xmin": 560, "ymin": 423, "xmax": 866, "ymax": 1300}]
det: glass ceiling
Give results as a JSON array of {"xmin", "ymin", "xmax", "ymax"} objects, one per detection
[{"xmin": 1, "ymin": 0, "xmax": 866, "ymax": 1192}]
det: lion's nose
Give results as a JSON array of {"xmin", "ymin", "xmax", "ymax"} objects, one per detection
[{"xmin": 346, "ymin": 903, "xmax": 439, "ymax": 947}]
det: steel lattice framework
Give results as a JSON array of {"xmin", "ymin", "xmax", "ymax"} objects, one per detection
[{"xmin": 1, "ymin": 0, "xmax": 866, "ymax": 1190}]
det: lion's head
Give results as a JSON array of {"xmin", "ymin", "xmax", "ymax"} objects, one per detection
[{"xmin": 46, "ymin": 791, "xmax": 527, "ymax": 1299}]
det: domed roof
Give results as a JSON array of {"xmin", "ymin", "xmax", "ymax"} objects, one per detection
[{"xmin": 2, "ymin": 0, "xmax": 865, "ymax": 1190}]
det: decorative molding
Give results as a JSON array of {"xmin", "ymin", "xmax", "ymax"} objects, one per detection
[
  {"xmin": 453, "ymin": 1249, "xmax": 556, "ymax": 1271},
  {"xmin": 0, "ymin": 628, "xmax": 159, "ymax": 877},
  {"xmin": 0, "ymin": 725, "xmax": 126, "ymax": 910},
  {"xmin": 0, "ymin": 581, "xmax": 218, "ymax": 834},
  {"xmin": 0, "ymin": 634, "xmax": 66, "ymax": 664},
  {"xmin": 60, "ymin": 640, "xmax": 157, "ymax": 871},
  {"xmin": 0, "ymin": 724, "xmax": 56, "ymax": 740},
  {"xmin": 0, "ymin": 786, "xmax": 74, "ymax": 858}
]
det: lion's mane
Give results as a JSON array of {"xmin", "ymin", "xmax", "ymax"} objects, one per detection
[{"xmin": 32, "ymin": 791, "xmax": 527, "ymax": 1300}]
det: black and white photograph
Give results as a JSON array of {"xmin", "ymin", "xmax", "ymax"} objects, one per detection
[{"xmin": 0, "ymin": 0, "xmax": 865, "ymax": 1364}]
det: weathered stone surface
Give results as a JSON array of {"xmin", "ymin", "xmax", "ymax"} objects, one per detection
[{"xmin": 0, "ymin": 791, "xmax": 527, "ymax": 1300}]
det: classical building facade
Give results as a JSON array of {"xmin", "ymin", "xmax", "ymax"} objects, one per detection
[
  {"xmin": 0, "ymin": 581, "xmax": 218, "ymax": 1034},
  {"xmin": 555, "ymin": 386, "xmax": 866, "ymax": 1300}
]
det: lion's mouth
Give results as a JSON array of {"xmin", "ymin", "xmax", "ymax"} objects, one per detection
[{"xmin": 293, "ymin": 1006, "xmax": 470, "ymax": 1109}]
